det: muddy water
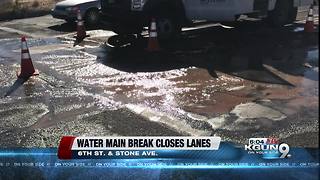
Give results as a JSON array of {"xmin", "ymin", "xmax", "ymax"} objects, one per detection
[{"xmin": 0, "ymin": 24, "xmax": 318, "ymax": 147}]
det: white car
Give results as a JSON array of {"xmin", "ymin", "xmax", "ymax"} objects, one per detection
[{"xmin": 52, "ymin": 0, "xmax": 101, "ymax": 25}]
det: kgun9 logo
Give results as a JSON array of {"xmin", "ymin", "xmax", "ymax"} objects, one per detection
[{"xmin": 245, "ymin": 138, "xmax": 290, "ymax": 159}]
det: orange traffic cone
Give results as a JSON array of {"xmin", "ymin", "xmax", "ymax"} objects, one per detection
[
  {"xmin": 146, "ymin": 18, "xmax": 161, "ymax": 52},
  {"xmin": 304, "ymin": 4, "xmax": 315, "ymax": 33},
  {"xmin": 17, "ymin": 36, "xmax": 39, "ymax": 79},
  {"xmin": 75, "ymin": 8, "xmax": 87, "ymax": 41}
]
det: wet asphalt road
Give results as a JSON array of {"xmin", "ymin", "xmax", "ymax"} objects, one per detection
[{"xmin": 0, "ymin": 7, "xmax": 318, "ymax": 148}]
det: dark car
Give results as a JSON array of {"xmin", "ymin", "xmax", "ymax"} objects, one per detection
[{"xmin": 52, "ymin": 0, "xmax": 101, "ymax": 25}]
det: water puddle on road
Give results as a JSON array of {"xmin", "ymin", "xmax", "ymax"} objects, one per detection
[
  {"xmin": 307, "ymin": 49, "xmax": 319, "ymax": 61},
  {"xmin": 0, "ymin": 33, "xmax": 318, "ymax": 146},
  {"xmin": 293, "ymin": 27, "xmax": 305, "ymax": 32},
  {"xmin": 304, "ymin": 48, "xmax": 319, "ymax": 81},
  {"xmin": 170, "ymin": 68, "xmax": 253, "ymax": 117}
]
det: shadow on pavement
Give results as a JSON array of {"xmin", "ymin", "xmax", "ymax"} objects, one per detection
[
  {"xmin": 100, "ymin": 20, "xmax": 318, "ymax": 86},
  {"xmin": 48, "ymin": 22, "xmax": 77, "ymax": 33},
  {"xmin": 4, "ymin": 78, "xmax": 28, "ymax": 97},
  {"xmin": 48, "ymin": 21, "xmax": 111, "ymax": 33}
]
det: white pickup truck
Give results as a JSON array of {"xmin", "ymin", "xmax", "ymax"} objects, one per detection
[{"xmin": 101, "ymin": 0, "xmax": 314, "ymax": 38}]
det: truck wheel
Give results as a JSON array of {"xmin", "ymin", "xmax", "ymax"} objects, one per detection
[
  {"xmin": 288, "ymin": 7, "xmax": 298, "ymax": 24},
  {"xmin": 268, "ymin": 0, "xmax": 295, "ymax": 26},
  {"xmin": 156, "ymin": 17, "xmax": 181, "ymax": 39},
  {"xmin": 85, "ymin": 9, "xmax": 100, "ymax": 26}
]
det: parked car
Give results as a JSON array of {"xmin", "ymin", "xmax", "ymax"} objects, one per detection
[{"xmin": 52, "ymin": 0, "xmax": 101, "ymax": 26}]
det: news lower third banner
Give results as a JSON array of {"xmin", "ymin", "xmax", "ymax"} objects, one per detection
[
  {"xmin": 0, "ymin": 136, "xmax": 319, "ymax": 170},
  {"xmin": 57, "ymin": 137, "xmax": 221, "ymax": 159}
]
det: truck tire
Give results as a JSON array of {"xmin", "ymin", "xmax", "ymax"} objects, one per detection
[
  {"xmin": 155, "ymin": 16, "xmax": 181, "ymax": 39},
  {"xmin": 85, "ymin": 8, "xmax": 100, "ymax": 26},
  {"xmin": 268, "ymin": 0, "xmax": 296, "ymax": 26},
  {"xmin": 148, "ymin": 1, "xmax": 184, "ymax": 40},
  {"xmin": 288, "ymin": 7, "xmax": 298, "ymax": 24}
]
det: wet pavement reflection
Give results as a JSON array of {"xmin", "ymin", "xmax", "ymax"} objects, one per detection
[{"xmin": 0, "ymin": 18, "xmax": 318, "ymax": 148}]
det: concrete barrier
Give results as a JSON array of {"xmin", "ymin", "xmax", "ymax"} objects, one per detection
[{"xmin": 0, "ymin": 0, "xmax": 62, "ymax": 20}]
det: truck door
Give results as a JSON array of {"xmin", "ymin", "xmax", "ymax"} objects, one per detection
[{"xmin": 183, "ymin": 0, "xmax": 237, "ymax": 21}]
